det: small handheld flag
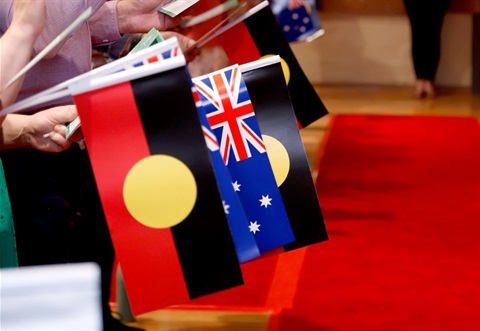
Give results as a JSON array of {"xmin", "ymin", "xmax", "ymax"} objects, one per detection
[
  {"xmin": 193, "ymin": 64, "xmax": 296, "ymax": 253},
  {"xmin": 240, "ymin": 56, "xmax": 329, "ymax": 250},
  {"xmin": 210, "ymin": 1, "xmax": 329, "ymax": 128},
  {"xmin": 69, "ymin": 56, "xmax": 243, "ymax": 314},
  {"xmin": 195, "ymin": 92, "xmax": 260, "ymax": 263},
  {"xmin": 270, "ymin": 0, "xmax": 325, "ymax": 43}
]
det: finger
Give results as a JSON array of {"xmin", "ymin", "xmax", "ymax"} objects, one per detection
[
  {"xmin": 46, "ymin": 105, "xmax": 78, "ymax": 124},
  {"xmin": 53, "ymin": 123, "xmax": 67, "ymax": 136},
  {"xmin": 48, "ymin": 131, "xmax": 71, "ymax": 149}
]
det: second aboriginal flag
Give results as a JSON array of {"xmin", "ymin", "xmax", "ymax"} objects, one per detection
[
  {"xmin": 213, "ymin": 1, "xmax": 328, "ymax": 128},
  {"xmin": 69, "ymin": 57, "xmax": 243, "ymax": 315},
  {"xmin": 240, "ymin": 56, "xmax": 329, "ymax": 250}
]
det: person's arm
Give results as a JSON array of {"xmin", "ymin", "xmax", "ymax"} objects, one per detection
[
  {"xmin": 89, "ymin": 1, "xmax": 122, "ymax": 47},
  {"xmin": 0, "ymin": 0, "xmax": 46, "ymax": 110},
  {"xmin": 89, "ymin": 0, "xmax": 181, "ymax": 47},
  {"xmin": 0, "ymin": 105, "xmax": 78, "ymax": 152}
]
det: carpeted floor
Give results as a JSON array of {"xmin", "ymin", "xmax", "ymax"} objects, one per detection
[
  {"xmin": 187, "ymin": 115, "xmax": 480, "ymax": 331},
  {"xmin": 283, "ymin": 115, "xmax": 480, "ymax": 331}
]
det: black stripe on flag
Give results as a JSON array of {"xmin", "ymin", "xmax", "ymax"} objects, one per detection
[
  {"xmin": 244, "ymin": 6, "xmax": 329, "ymax": 127},
  {"xmin": 242, "ymin": 61, "xmax": 329, "ymax": 249},
  {"xmin": 131, "ymin": 68, "xmax": 244, "ymax": 298}
]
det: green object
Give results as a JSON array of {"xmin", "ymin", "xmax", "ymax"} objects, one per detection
[
  {"xmin": 129, "ymin": 28, "xmax": 164, "ymax": 54},
  {"xmin": 0, "ymin": 158, "xmax": 18, "ymax": 268}
]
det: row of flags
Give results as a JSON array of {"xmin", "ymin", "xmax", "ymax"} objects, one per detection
[
  {"xmin": 4, "ymin": 1, "xmax": 329, "ymax": 315},
  {"xmin": 211, "ymin": 1, "xmax": 328, "ymax": 128}
]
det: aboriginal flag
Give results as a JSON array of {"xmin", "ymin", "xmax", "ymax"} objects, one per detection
[
  {"xmin": 240, "ymin": 57, "xmax": 328, "ymax": 250},
  {"xmin": 212, "ymin": 1, "xmax": 328, "ymax": 128},
  {"xmin": 69, "ymin": 57, "xmax": 243, "ymax": 315}
]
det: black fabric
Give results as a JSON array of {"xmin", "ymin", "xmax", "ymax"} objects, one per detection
[
  {"xmin": 131, "ymin": 69, "xmax": 244, "ymax": 299},
  {"xmin": 403, "ymin": 0, "xmax": 452, "ymax": 81},
  {"xmin": 244, "ymin": 6, "xmax": 329, "ymax": 127},
  {"xmin": 241, "ymin": 62, "xmax": 329, "ymax": 249},
  {"xmin": 1, "ymin": 145, "xmax": 114, "ymax": 325}
]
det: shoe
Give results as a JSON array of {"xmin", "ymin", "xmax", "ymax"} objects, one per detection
[{"xmin": 104, "ymin": 315, "xmax": 145, "ymax": 331}]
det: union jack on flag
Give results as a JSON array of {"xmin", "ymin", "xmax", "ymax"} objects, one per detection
[
  {"xmin": 193, "ymin": 65, "xmax": 295, "ymax": 253},
  {"xmin": 126, "ymin": 46, "xmax": 181, "ymax": 69},
  {"xmin": 193, "ymin": 65, "xmax": 266, "ymax": 165}
]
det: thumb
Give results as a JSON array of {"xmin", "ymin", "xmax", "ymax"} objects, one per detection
[{"xmin": 45, "ymin": 105, "xmax": 78, "ymax": 124}]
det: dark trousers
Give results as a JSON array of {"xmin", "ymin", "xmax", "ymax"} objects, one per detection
[
  {"xmin": 403, "ymin": 0, "xmax": 452, "ymax": 81},
  {"xmin": 1, "ymin": 144, "xmax": 115, "ymax": 323}
]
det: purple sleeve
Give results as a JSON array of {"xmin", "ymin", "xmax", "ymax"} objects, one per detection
[{"xmin": 89, "ymin": 0, "xmax": 123, "ymax": 46}]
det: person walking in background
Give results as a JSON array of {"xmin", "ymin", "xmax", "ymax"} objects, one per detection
[{"xmin": 403, "ymin": 0, "xmax": 452, "ymax": 98}]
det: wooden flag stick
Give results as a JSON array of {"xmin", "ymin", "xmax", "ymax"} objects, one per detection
[
  {"xmin": 184, "ymin": 1, "xmax": 247, "ymax": 54},
  {"xmin": 180, "ymin": 0, "xmax": 238, "ymax": 28}
]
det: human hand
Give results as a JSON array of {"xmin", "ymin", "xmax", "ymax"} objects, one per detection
[
  {"xmin": 288, "ymin": 0, "xmax": 305, "ymax": 10},
  {"xmin": 116, "ymin": 0, "xmax": 181, "ymax": 35},
  {"xmin": 24, "ymin": 105, "xmax": 79, "ymax": 153},
  {"xmin": 160, "ymin": 31, "xmax": 200, "ymax": 63},
  {"xmin": 11, "ymin": 0, "xmax": 46, "ymax": 43}
]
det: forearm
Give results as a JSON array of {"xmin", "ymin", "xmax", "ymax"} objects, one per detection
[
  {"xmin": 0, "ymin": 27, "xmax": 37, "ymax": 109},
  {"xmin": 0, "ymin": 113, "xmax": 31, "ymax": 149}
]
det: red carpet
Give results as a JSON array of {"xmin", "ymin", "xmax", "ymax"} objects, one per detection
[{"xmin": 183, "ymin": 115, "xmax": 480, "ymax": 331}]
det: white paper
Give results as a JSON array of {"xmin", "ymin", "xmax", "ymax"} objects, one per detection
[
  {"xmin": 160, "ymin": 0, "xmax": 199, "ymax": 17},
  {"xmin": 0, "ymin": 263, "xmax": 102, "ymax": 330}
]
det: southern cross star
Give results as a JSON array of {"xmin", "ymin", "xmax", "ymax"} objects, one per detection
[
  {"xmin": 249, "ymin": 221, "xmax": 261, "ymax": 234},
  {"xmin": 259, "ymin": 195, "xmax": 272, "ymax": 208}
]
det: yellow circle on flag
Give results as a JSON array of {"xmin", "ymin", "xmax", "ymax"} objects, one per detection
[
  {"xmin": 260, "ymin": 54, "xmax": 290, "ymax": 85},
  {"xmin": 263, "ymin": 135, "xmax": 290, "ymax": 186},
  {"xmin": 123, "ymin": 155, "xmax": 197, "ymax": 229}
]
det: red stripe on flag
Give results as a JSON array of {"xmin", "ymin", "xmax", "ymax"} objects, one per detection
[
  {"xmin": 74, "ymin": 82, "xmax": 189, "ymax": 314},
  {"xmin": 215, "ymin": 22, "xmax": 261, "ymax": 64},
  {"xmin": 147, "ymin": 56, "xmax": 159, "ymax": 63}
]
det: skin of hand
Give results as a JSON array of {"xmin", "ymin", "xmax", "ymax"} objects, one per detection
[
  {"xmin": 288, "ymin": 0, "xmax": 304, "ymax": 10},
  {"xmin": 0, "ymin": 105, "xmax": 78, "ymax": 152},
  {"xmin": 116, "ymin": 0, "xmax": 181, "ymax": 35},
  {"xmin": 0, "ymin": 0, "xmax": 46, "ymax": 111},
  {"xmin": 160, "ymin": 31, "xmax": 200, "ymax": 63}
]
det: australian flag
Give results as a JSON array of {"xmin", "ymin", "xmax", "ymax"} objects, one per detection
[
  {"xmin": 192, "ymin": 65, "xmax": 296, "ymax": 253},
  {"xmin": 192, "ymin": 86, "xmax": 260, "ymax": 263}
]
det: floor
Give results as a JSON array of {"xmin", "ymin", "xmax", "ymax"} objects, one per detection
[{"xmin": 122, "ymin": 84, "xmax": 480, "ymax": 331}]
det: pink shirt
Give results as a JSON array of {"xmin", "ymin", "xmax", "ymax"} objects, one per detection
[{"xmin": 0, "ymin": 0, "xmax": 122, "ymax": 110}]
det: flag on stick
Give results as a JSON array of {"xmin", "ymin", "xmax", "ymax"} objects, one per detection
[
  {"xmin": 194, "ymin": 88, "xmax": 260, "ymax": 263},
  {"xmin": 211, "ymin": 1, "xmax": 328, "ymax": 128},
  {"xmin": 1, "ymin": 38, "xmax": 181, "ymax": 116},
  {"xmin": 193, "ymin": 64, "xmax": 296, "ymax": 253},
  {"xmin": 240, "ymin": 56, "xmax": 328, "ymax": 250},
  {"xmin": 69, "ymin": 56, "xmax": 243, "ymax": 315}
]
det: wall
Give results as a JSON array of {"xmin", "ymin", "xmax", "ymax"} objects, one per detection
[{"xmin": 290, "ymin": 13, "xmax": 472, "ymax": 87}]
